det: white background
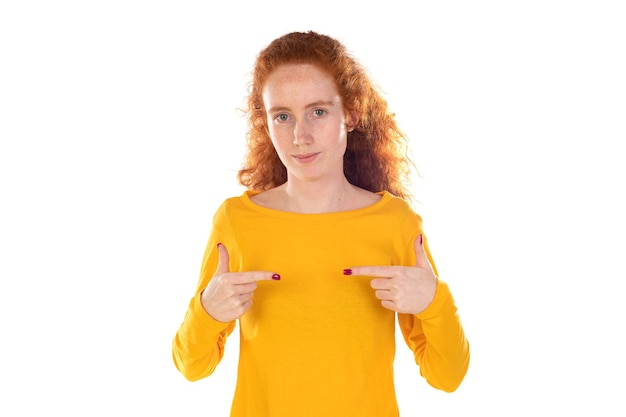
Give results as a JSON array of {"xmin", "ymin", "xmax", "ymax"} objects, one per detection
[{"xmin": 1, "ymin": 1, "xmax": 625, "ymax": 415}]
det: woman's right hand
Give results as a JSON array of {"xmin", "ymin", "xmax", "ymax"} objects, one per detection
[{"xmin": 201, "ymin": 243, "xmax": 280, "ymax": 322}]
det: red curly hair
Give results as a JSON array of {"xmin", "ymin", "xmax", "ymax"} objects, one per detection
[{"xmin": 237, "ymin": 31, "xmax": 415, "ymax": 200}]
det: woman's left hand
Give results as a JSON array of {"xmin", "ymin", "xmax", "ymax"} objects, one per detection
[{"xmin": 344, "ymin": 235, "xmax": 438, "ymax": 315}]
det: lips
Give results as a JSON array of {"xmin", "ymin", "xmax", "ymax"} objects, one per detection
[{"xmin": 293, "ymin": 152, "xmax": 319, "ymax": 163}]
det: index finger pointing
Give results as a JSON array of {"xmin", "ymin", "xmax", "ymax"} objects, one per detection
[
  {"xmin": 232, "ymin": 271, "xmax": 281, "ymax": 284},
  {"xmin": 343, "ymin": 266, "xmax": 402, "ymax": 278}
]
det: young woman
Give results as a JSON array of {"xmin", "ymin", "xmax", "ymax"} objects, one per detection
[{"xmin": 172, "ymin": 31, "xmax": 469, "ymax": 416}]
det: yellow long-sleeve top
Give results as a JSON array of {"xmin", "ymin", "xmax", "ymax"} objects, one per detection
[{"xmin": 173, "ymin": 191, "xmax": 469, "ymax": 416}]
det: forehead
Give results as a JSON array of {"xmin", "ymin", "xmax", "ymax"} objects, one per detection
[{"xmin": 262, "ymin": 63, "xmax": 340, "ymax": 104}]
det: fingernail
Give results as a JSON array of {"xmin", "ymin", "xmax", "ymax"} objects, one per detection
[
  {"xmin": 217, "ymin": 242, "xmax": 222, "ymax": 248},
  {"xmin": 419, "ymin": 234, "xmax": 423, "ymax": 245},
  {"xmin": 343, "ymin": 269, "xmax": 352, "ymax": 276},
  {"xmin": 272, "ymin": 274, "xmax": 281, "ymax": 280}
]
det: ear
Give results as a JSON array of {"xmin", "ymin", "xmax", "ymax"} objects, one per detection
[{"xmin": 346, "ymin": 110, "xmax": 360, "ymax": 132}]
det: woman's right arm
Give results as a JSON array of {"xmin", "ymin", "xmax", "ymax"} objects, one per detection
[
  {"xmin": 172, "ymin": 290, "xmax": 236, "ymax": 381},
  {"xmin": 172, "ymin": 210, "xmax": 278, "ymax": 381},
  {"xmin": 172, "ymin": 217, "xmax": 236, "ymax": 381}
]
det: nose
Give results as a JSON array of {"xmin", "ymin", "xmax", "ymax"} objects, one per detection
[{"xmin": 293, "ymin": 121, "xmax": 311, "ymax": 146}]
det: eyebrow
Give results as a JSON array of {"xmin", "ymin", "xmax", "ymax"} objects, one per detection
[{"xmin": 267, "ymin": 100, "xmax": 337, "ymax": 114}]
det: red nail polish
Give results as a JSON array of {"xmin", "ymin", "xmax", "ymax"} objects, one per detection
[
  {"xmin": 272, "ymin": 274, "xmax": 281, "ymax": 280},
  {"xmin": 343, "ymin": 269, "xmax": 352, "ymax": 276},
  {"xmin": 420, "ymin": 234, "xmax": 423, "ymax": 245},
  {"xmin": 217, "ymin": 242, "xmax": 222, "ymax": 248}
]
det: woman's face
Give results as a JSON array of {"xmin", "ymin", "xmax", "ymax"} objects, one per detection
[{"xmin": 262, "ymin": 63, "xmax": 356, "ymax": 185}]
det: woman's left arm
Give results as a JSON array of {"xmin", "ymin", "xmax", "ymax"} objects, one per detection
[
  {"xmin": 397, "ymin": 279, "xmax": 470, "ymax": 392},
  {"xmin": 346, "ymin": 235, "xmax": 470, "ymax": 392}
]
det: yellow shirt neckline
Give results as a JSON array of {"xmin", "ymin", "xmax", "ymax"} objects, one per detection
[{"xmin": 239, "ymin": 190, "xmax": 394, "ymax": 219}]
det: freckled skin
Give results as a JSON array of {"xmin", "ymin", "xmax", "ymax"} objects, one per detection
[{"xmin": 262, "ymin": 63, "xmax": 354, "ymax": 185}]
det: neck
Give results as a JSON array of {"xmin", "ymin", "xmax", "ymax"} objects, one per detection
[{"xmin": 282, "ymin": 176, "xmax": 357, "ymax": 213}]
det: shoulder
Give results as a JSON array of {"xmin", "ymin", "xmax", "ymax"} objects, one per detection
[
  {"xmin": 212, "ymin": 192, "xmax": 252, "ymax": 221},
  {"xmin": 381, "ymin": 191, "xmax": 420, "ymax": 213},
  {"xmin": 379, "ymin": 191, "xmax": 424, "ymax": 228}
]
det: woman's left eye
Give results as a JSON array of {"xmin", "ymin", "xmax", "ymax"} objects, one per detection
[{"xmin": 313, "ymin": 109, "xmax": 326, "ymax": 117}]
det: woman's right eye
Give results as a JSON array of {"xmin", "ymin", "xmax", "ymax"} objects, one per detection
[{"xmin": 275, "ymin": 114, "xmax": 289, "ymax": 122}]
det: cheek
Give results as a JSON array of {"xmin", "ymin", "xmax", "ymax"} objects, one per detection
[
  {"xmin": 332, "ymin": 122, "xmax": 348, "ymax": 142},
  {"xmin": 268, "ymin": 124, "xmax": 291, "ymax": 150}
]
